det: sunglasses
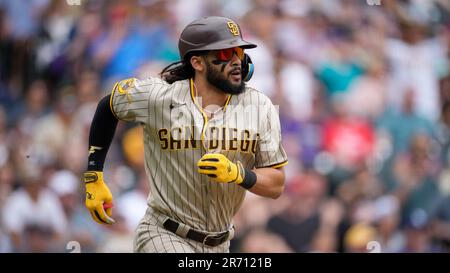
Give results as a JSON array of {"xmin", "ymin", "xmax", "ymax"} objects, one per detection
[{"xmin": 214, "ymin": 47, "xmax": 244, "ymax": 62}]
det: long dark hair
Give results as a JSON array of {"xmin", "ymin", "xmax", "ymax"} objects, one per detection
[
  {"xmin": 159, "ymin": 61, "xmax": 194, "ymax": 84},
  {"xmin": 159, "ymin": 51, "xmax": 207, "ymax": 84}
]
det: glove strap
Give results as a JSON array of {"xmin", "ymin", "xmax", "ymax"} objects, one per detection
[{"xmin": 84, "ymin": 171, "xmax": 103, "ymax": 184}]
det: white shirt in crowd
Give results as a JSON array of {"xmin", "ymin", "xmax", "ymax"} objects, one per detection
[{"xmin": 2, "ymin": 188, "xmax": 68, "ymax": 236}]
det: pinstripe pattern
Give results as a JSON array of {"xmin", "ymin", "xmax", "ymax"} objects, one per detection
[
  {"xmin": 111, "ymin": 77, "xmax": 287, "ymax": 252},
  {"xmin": 134, "ymin": 207, "xmax": 230, "ymax": 253}
]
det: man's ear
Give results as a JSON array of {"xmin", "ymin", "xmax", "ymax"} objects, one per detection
[{"xmin": 190, "ymin": 56, "xmax": 205, "ymax": 72}]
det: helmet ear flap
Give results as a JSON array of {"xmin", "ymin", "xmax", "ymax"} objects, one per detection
[{"xmin": 242, "ymin": 54, "xmax": 254, "ymax": 82}]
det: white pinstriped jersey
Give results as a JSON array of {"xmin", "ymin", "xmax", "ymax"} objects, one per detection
[{"xmin": 110, "ymin": 77, "xmax": 288, "ymax": 232}]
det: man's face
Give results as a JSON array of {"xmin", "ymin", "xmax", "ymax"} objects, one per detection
[{"xmin": 203, "ymin": 48, "xmax": 245, "ymax": 95}]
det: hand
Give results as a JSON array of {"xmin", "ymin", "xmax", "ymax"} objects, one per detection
[
  {"xmin": 83, "ymin": 171, "xmax": 115, "ymax": 225},
  {"xmin": 197, "ymin": 153, "xmax": 244, "ymax": 184}
]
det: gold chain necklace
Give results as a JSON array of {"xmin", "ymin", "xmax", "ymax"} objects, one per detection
[{"xmin": 193, "ymin": 81, "xmax": 224, "ymax": 116}]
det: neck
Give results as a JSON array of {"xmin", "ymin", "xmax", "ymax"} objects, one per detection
[{"xmin": 193, "ymin": 76, "xmax": 229, "ymax": 109}]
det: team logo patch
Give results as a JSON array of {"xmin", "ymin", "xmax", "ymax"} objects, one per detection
[
  {"xmin": 117, "ymin": 78, "xmax": 136, "ymax": 103},
  {"xmin": 227, "ymin": 21, "xmax": 240, "ymax": 36}
]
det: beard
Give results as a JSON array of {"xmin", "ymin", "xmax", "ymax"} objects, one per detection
[{"xmin": 205, "ymin": 62, "xmax": 245, "ymax": 95}]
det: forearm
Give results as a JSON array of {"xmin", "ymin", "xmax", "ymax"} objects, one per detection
[
  {"xmin": 84, "ymin": 96, "xmax": 118, "ymax": 225},
  {"xmin": 87, "ymin": 94, "xmax": 118, "ymax": 171},
  {"xmin": 247, "ymin": 167, "xmax": 285, "ymax": 199}
]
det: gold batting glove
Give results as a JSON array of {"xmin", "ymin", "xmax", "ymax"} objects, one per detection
[
  {"xmin": 197, "ymin": 153, "xmax": 245, "ymax": 184},
  {"xmin": 84, "ymin": 171, "xmax": 115, "ymax": 225}
]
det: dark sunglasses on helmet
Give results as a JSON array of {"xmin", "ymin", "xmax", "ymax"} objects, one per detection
[{"xmin": 214, "ymin": 47, "xmax": 244, "ymax": 62}]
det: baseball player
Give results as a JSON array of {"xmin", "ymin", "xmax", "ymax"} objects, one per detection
[{"xmin": 83, "ymin": 16, "xmax": 288, "ymax": 253}]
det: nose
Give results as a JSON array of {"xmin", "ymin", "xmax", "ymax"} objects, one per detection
[{"xmin": 230, "ymin": 53, "xmax": 241, "ymax": 67}]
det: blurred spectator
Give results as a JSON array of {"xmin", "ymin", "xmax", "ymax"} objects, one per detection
[
  {"xmin": 277, "ymin": 55, "xmax": 316, "ymax": 122},
  {"xmin": 337, "ymin": 165, "xmax": 383, "ymax": 209},
  {"xmin": 372, "ymin": 195, "xmax": 405, "ymax": 252},
  {"xmin": 22, "ymin": 224, "xmax": 56, "ymax": 252},
  {"xmin": 429, "ymin": 194, "xmax": 450, "ymax": 252},
  {"xmin": 436, "ymin": 101, "xmax": 450, "ymax": 165},
  {"xmin": 116, "ymin": 169, "xmax": 149, "ymax": 233},
  {"xmin": 31, "ymin": 86, "xmax": 79, "ymax": 165},
  {"xmin": 48, "ymin": 170, "xmax": 80, "ymax": 217},
  {"xmin": 0, "ymin": 230, "xmax": 10, "ymax": 252},
  {"xmin": 0, "ymin": 6, "xmax": 12, "ymax": 103},
  {"xmin": 242, "ymin": 9, "xmax": 277, "ymax": 97},
  {"xmin": 0, "ymin": 161, "xmax": 14, "ymax": 252},
  {"xmin": 377, "ymin": 88, "xmax": 436, "ymax": 157},
  {"xmin": 135, "ymin": 0, "xmax": 178, "ymax": 63},
  {"xmin": 34, "ymin": 0, "xmax": 76, "ymax": 81},
  {"xmin": 310, "ymin": 198, "xmax": 344, "ymax": 253},
  {"xmin": 322, "ymin": 95, "xmax": 375, "ymax": 172},
  {"xmin": 314, "ymin": 25, "xmax": 364, "ymax": 98},
  {"xmin": 0, "ymin": 0, "xmax": 49, "ymax": 92},
  {"xmin": 267, "ymin": 171, "xmax": 327, "ymax": 252},
  {"xmin": 0, "ymin": 0, "xmax": 49, "ymax": 40},
  {"xmin": 388, "ymin": 133, "xmax": 442, "ymax": 254},
  {"xmin": 346, "ymin": 56, "xmax": 388, "ymax": 121},
  {"xmin": 239, "ymin": 228, "xmax": 293, "ymax": 253},
  {"xmin": 49, "ymin": 169, "xmax": 105, "ymax": 253},
  {"xmin": 96, "ymin": 213, "xmax": 134, "ymax": 253},
  {"xmin": 232, "ymin": 193, "xmax": 276, "ymax": 242},
  {"xmin": 90, "ymin": 1, "xmax": 138, "ymax": 81},
  {"xmin": 65, "ymin": 4, "xmax": 104, "ymax": 79},
  {"xmin": 393, "ymin": 134, "xmax": 441, "ymax": 218},
  {"xmin": 89, "ymin": 0, "xmax": 178, "ymax": 83},
  {"xmin": 0, "ymin": 105, "xmax": 9, "ymax": 167},
  {"xmin": 280, "ymin": 87, "xmax": 326, "ymax": 171},
  {"xmin": 9, "ymin": 80, "xmax": 50, "ymax": 134},
  {"xmin": 0, "ymin": 162, "xmax": 14, "ymax": 207},
  {"xmin": 279, "ymin": 121, "xmax": 308, "ymax": 168},
  {"xmin": 1, "ymin": 164, "xmax": 67, "ymax": 252},
  {"xmin": 401, "ymin": 212, "xmax": 431, "ymax": 253},
  {"xmin": 385, "ymin": 20, "xmax": 445, "ymax": 121}
]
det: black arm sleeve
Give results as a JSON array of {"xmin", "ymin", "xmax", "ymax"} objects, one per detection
[{"xmin": 87, "ymin": 94, "xmax": 118, "ymax": 171}]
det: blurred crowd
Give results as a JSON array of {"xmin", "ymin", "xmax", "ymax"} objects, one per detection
[{"xmin": 1, "ymin": 0, "xmax": 450, "ymax": 253}]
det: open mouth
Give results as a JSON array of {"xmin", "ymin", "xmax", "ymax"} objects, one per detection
[{"xmin": 230, "ymin": 70, "xmax": 241, "ymax": 81}]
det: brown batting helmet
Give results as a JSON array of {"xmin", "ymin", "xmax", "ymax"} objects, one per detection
[{"xmin": 178, "ymin": 16, "xmax": 257, "ymax": 60}]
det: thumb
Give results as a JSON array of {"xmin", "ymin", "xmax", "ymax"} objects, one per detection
[{"xmin": 103, "ymin": 202, "xmax": 114, "ymax": 218}]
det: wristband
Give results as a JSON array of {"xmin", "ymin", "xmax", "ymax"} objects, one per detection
[{"xmin": 239, "ymin": 169, "xmax": 257, "ymax": 189}]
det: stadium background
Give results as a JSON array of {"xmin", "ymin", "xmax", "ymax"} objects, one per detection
[{"xmin": 0, "ymin": 0, "xmax": 450, "ymax": 253}]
